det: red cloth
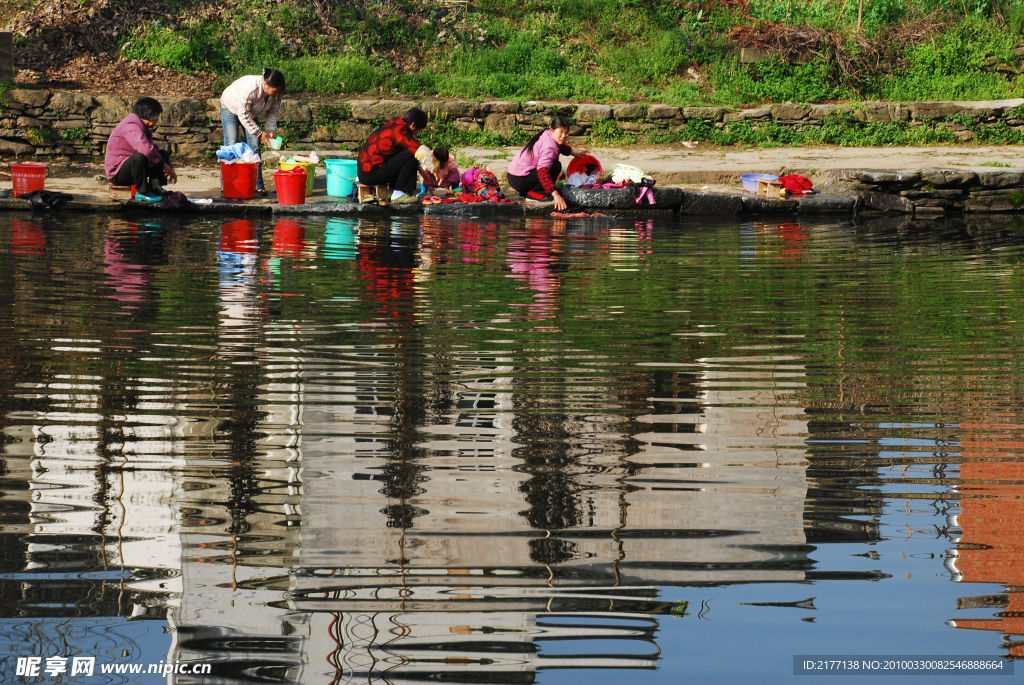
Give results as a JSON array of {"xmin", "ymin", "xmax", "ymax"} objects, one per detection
[
  {"xmin": 358, "ymin": 119, "xmax": 420, "ymax": 174},
  {"xmin": 779, "ymin": 174, "xmax": 813, "ymax": 194},
  {"xmin": 442, "ymin": 193, "xmax": 486, "ymax": 204}
]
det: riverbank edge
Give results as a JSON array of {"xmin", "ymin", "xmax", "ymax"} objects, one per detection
[
  {"xmin": 4, "ymin": 165, "xmax": 1024, "ymax": 218},
  {"xmin": 3, "ymin": 89, "xmax": 1024, "ymax": 159}
]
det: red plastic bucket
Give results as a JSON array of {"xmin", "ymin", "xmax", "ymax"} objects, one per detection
[
  {"xmin": 274, "ymin": 169, "xmax": 308, "ymax": 206},
  {"xmin": 566, "ymin": 155, "xmax": 602, "ymax": 180},
  {"xmin": 10, "ymin": 163, "xmax": 48, "ymax": 198},
  {"xmin": 220, "ymin": 162, "xmax": 258, "ymax": 200}
]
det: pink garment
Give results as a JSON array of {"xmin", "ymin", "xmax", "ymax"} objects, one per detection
[
  {"xmin": 420, "ymin": 157, "xmax": 460, "ymax": 188},
  {"xmin": 104, "ymin": 113, "xmax": 162, "ymax": 180},
  {"xmin": 508, "ymin": 129, "xmax": 564, "ymax": 177}
]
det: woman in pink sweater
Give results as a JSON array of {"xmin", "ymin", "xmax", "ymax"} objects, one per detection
[{"xmin": 506, "ymin": 116, "xmax": 588, "ymax": 211}]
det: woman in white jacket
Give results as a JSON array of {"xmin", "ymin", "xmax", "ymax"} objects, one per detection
[{"xmin": 219, "ymin": 69, "xmax": 285, "ymax": 196}]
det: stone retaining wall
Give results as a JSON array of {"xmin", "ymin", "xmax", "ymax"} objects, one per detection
[
  {"xmin": 2, "ymin": 89, "xmax": 1024, "ymax": 159},
  {"xmin": 817, "ymin": 168, "xmax": 1024, "ymax": 216}
]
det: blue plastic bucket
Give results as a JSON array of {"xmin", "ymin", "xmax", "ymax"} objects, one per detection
[{"xmin": 326, "ymin": 159, "xmax": 358, "ymax": 198}]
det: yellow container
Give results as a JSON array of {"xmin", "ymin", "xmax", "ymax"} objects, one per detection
[{"xmin": 279, "ymin": 161, "xmax": 316, "ymax": 196}]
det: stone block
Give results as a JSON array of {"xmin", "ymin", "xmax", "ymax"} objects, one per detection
[
  {"xmin": 423, "ymin": 100, "xmax": 478, "ymax": 118},
  {"xmin": 482, "ymin": 101, "xmax": 520, "ymax": 114},
  {"xmin": 91, "ymin": 95, "xmax": 129, "ymax": 123},
  {"xmin": 366, "ymin": 99, "xmax": 418, "ymax": 120},
  {"xmin": 618, "ymin": 122, "xmax": 655, "ymax": 132},
  {"xmin": 769, "ymin": 103, "xmax": 811, "ymax": 120},
  {"xmin": 809, "ymin": 104, "xmax": 850, "ymax": 120},
  {"xmin": 837, "ymin": 169, "xmax": 920, "ymax": 185},
  {"xmin": 576, "ymin": 104, "xmax": 612, "ymax": 122},
  {"xmin": 53, "ymin": 119, "xmax": 90, "ymax": 130},
  {"xmin": 348, "ymin": 100, "xmax": 379, "ymax": 120},
  {"xmin": 205, "ymin": 98, "xmax": 221, "ymax": 114},
  {"xmin": 613, "ymin": 104, "xmax": 645, "ymax": 120},
  {"xmin": 48, "ymin": 92, "xmax": 95, "ymax": 116},
  {"xmin": 794, "ymin": 193, "xmax": 857, "ymax": 213},
  {"xmin": 486, "ymin": 113, "xmax": 517, "ymax": 137},
  {"xmin": 680, "ymin": 191, "xmax": 742, "ymax": 215},
  {"xmin": 154, "ymin": 97, "xmax": 206, "ymax": 127},
  {"xmin": 647, "ymin": 105, "xmax": 680, "ymax": 119},
  {"xmin": 454, "ymin": 120, "xmax": 482, "ymax": 133},
  {"xmin": 0, "ymin": 137, "xmax": 35, "ymax": 155},
  {"xmin": 175, "ymin": 143, "xmax": 212, "ymax": 158},
  {"xmin": 860, "ymin": 191, "xmax": 914, "ymax": 212},
  {"xmin": 965, "ymin": 189, "xmax": 1024, "ymax": 212},
  {"xmin": 919, "ymin": 168, "xmax": 978, "ymax": 188},
  {"xmin": 740, "ymin": 195, "xmax": 800, "ymax": 213},
  {"xmin": 7, "ymin": 90, "xmax": 48, "ymax": 108},
  {"xmin": 977, "ymin": 170, "xmax": 1024, "ymax": 188},
  {"xmin": 516, "ymin": 113, "xmax": 549, "ymax": 126},
  {"xmin": 166, "ymin": 133, "xmax": 209, "ymax": 143},
  {"xmin": 900, "ymin": 189, "xmax": 966, "ymax": 199},
  {"xmin": 16, "ymin": 116, "xmax": 47, "ymax": 128},
  {"xmin": 562, "ymin": 186, "xmax": 682, "ymax": 209},
  {"xmin": 739, "ymin": 47, "xmax": 773, "ymax": 63},
  {"xmin": 278, "ymin": 100, "xmax": 312, "ymax": 122},
  {"xmin": 333, "ymin": 121, "xmax": 372, "ymax": 142},
  {"xmin": 0, "ymin": 32, "xmax": 13, "ymax": 83},
  {"xmin": 682, "ymin": 106, "xmax": 727, "ymax": 121},
  {"xmin": 915, "ymin": 206, "xmax": 946, "ymax": 218},
  {"xmin": 724, "ymin": 108, "xmax": 770, "ymax": 123},
  {"xmin": 854, "ymin": 102, "xmax": 890, "ymax": 123}
]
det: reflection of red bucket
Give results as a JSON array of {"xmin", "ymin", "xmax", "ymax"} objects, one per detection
[
  {"xmin": 221, "ymin": 162, "xmax": 259, "ymax": 200},
  {"xmin": 566, "ymin": 155, "xmax": 602, "ymax": 180},
  {"xmin": 11, "ymin": 219, "xmax": 45, "ymax": 255},
  {"xmin": 220, "ymin": 220, "xmax": 259, "ymax": 253},
  {"xmin": 272, "ymin": 219, "xmax": 306, "ymax": 258},
  {"xmin": 10, "ymin": 163, "xmax": 48, "ymax": 197},
  {"xmin": 274, "ymin": 169, "xmax": 308, "ymax": 206}
]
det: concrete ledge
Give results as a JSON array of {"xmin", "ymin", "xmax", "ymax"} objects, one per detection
[{"xmin": 562, "ymin": 186, "xmax": 683, "ymax": 209}]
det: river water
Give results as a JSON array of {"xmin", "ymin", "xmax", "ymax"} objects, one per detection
[{"xmin": 1, "ymin": 211, "xmax": 1022, "ymax": 684}]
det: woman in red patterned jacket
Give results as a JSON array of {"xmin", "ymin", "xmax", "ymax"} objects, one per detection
[{"xmin": 357, "ymin": 107, "xmax": 428, "ymax": 203}]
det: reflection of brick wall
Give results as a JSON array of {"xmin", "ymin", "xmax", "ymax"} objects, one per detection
[{"xmin": 0, "ymin": 33, "xmax": 13, "ymax": 83}]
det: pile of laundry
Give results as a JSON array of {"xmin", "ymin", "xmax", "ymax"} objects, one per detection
[
  {"xmin": 778, "ymin": 174, "xmax": 814, "ymax": 195},
  {"xmin": 460, "ymin": 167, "xmax": 513, "ymax": 203},
  {"xmin": 564, "ymin": 163, "xmax": 659, "ymax": 205},
  {"xmin": 216, "ymin": 143, "xmax": 262, "ymax": 164},
  {"xmin": 285, "ymin": 152, "xmax": 320, "ymax": 165}
]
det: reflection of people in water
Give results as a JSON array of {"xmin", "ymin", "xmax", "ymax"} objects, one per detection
[
  {"xmin": 103, "ymin": 219, "xmax": 167, "ymax": 316},
  {"xmin": 506, "ymin": 218, "xmax": 566, "ymax": 320},
  {"xmin": 947, "ymin": 434, "xmax": 1024, "ymax": 657}
]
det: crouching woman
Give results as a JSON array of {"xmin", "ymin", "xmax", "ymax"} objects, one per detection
[
  {"xmin": 506, "ymin": 116, "xmax": 587, "ymax": 211},
  {"xmin": 105, "ymin": 97, "xmax": 177, "ymax": 202},
  {"xmin": 357, "ymin": 107, "xmax": 428, "ymax": 204}
]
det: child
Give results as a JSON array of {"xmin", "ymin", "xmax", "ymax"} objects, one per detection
[{"xmin": 419, "ymin": 147, "xmax": 460, "ymax": 194}]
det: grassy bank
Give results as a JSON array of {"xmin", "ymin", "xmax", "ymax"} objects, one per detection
[{"xmin": 89, "ymin": 0, "xmax": 1024, "ymax": 105}]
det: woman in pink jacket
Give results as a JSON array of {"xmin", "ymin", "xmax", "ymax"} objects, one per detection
[
  {"xmin": 506, "ymin": 116, "xmax": 588, "ymax": 211},
  {"xmin": 104, "ymin": 97, "xmax": 177, "ymax": 202}
]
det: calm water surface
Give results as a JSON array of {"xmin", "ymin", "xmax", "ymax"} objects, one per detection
[{"xmin": 1, "ymin": 211, "xmax": 1023, "ymax": 684}]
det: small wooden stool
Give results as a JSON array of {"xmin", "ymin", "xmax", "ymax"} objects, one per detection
[
  {"xmin": 108, "ymin": 184, "xmax": 134, "ymax": 202},
  {"xmin": 357, "ymin": 184, "xmax": 390, "ymax": 204},
  {"xmin": 757, "ymin": 179, "xmax": 784, "ymax": 199}
]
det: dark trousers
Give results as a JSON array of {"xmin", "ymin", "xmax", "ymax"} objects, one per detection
[
  {"xmin": 357, "ymin": 149, "xmax": 419, "ymax": 196},
  {"xmin": 507, "ymin": 160, "xmax": 562, "ymax": 197},
  {"xmin": 112, "ymin": 150, "xmax": 170, "ymax": 195}
]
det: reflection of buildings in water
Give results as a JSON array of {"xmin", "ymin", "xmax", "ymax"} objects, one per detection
[{"xmin": 946, "ymin": 428, "xmax": 1024, "ymax": 658}]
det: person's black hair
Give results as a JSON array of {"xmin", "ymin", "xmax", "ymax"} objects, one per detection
[
  {"xmin": 133, "ymin": 97, "xmax": 163, "ymax": 122},
  {"xmin": 403, "ymin": 107, "xmax": 428, "ymax": 130},
  {"xmin": 525, "ymin": 116, "xmax": 571, "ymax": 155},
  {"xmin": 263, "ymin": 68, "xmax": 286, "ymax": 90},
  {"xmin": 433, "ymin": 147, "xmax": 450, "ymax": 164}
]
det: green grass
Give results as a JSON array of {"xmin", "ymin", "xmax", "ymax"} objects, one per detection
[
  {"xmin": 103, "ymin": 0, "xmax": 1024, "ymax": 106},
  {"xmin": 980, "ymin": 161, "xmax": 1013, "ymax": 167}
]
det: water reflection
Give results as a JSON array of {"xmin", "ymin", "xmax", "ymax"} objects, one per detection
[{"xmin": 1, "ymin": 212, "xmax": 1023, "ymax": 683}]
